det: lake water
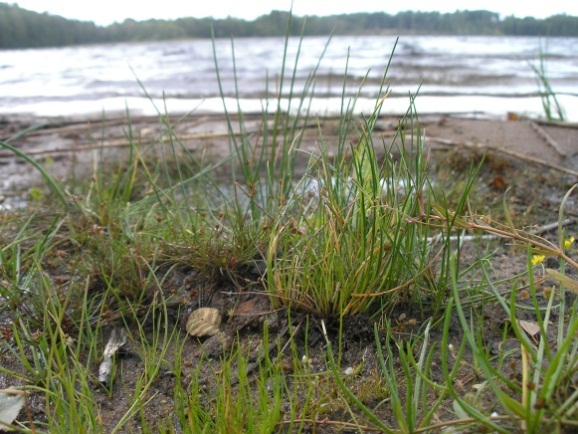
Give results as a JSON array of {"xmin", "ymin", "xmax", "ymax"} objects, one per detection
[{"xmin": 1, "ymin": 35, "xmax": 577, "ymax": 120}]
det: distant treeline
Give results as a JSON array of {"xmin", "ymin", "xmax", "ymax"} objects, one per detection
[{"xmin": 1, "ymin": 3, "xmax": 577, "ymax": 49}]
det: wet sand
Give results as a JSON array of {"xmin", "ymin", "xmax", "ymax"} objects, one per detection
[{"xmin": 1, "ymin": 113, "xmax": 577, "ymax": 202}]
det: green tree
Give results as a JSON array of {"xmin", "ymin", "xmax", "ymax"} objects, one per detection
[{"xmin": 1, "ymin": 2, "xmax": 577, "ymax": 49}]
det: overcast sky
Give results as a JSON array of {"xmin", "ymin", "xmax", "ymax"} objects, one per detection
[{"xmin": 13, "ymin": 1, "xmax": 578, "ymax": 25}]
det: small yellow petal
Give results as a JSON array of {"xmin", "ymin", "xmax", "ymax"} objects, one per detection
[
  {"xmin": 564, "ymin": 236, "xmax": 575, "ymax": 250},
  {"xmin": 531, "ymin": 255, "xmax": 545, "ymax": 266}
]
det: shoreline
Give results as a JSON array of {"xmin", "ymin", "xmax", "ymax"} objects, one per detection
[
  {"xmin": 1, "ymin": 94, "xmax": 577, "ymax": 123},
  {"xmin": 1, "ymin": 112, "xmax": 577, "ymax": 204}
]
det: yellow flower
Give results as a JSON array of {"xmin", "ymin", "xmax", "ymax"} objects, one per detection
[
  {"xmin": 564, "ymin": 236, "xmax": 575, "ymax": 251},
  {"xmin": 531, "ymin": 255, "xmax": 545, "ymax": 266}
]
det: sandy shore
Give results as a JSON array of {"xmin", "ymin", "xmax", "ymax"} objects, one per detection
[{"xmin": 1, "ymin": 113, "xmax": 577, "ymax": 203}]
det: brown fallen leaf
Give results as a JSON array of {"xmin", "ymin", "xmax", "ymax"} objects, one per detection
[{"xmin": 517, "ymin": 319, "xmax": 541, "ymax": 338}]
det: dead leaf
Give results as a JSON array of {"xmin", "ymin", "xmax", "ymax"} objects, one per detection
[
  {"xmin": 0, "ymin": 387, "xmax": 25, "ymax": 430},
  {"xmin": 517, "ymin": 319, "xmax": 540, "ymax": 337},
  {"xmin": 234, "ymin": 299, "xmax": 258, "ymax": 316},
  {"xmin": 489, "ymin": 175, "xmax": 507, "ymax": 191}
]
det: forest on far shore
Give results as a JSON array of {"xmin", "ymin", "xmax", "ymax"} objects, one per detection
[{"xmin": 1, "ymin": 3, "xmax": 577, "ymax": 49}]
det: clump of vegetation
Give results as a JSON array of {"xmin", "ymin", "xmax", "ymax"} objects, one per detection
[
  {"xmin": 266, "ymin": 99, "xmax": 441, "ymax": 317},
  {"xmin": 530, "ymin": 45, "xmax": 567, "ymax": 122}
]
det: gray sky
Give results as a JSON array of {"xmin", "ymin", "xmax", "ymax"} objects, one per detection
[{"xmin": 13, "ymin": 1, "xmax": 578, "ymax": 25}]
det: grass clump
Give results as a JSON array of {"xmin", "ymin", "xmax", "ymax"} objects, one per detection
[
  {"xmin": 266, "ymin": 99, "xmax": 441, "ymax": 317},
  {"xmin": 530, "ymin": 43, "xmax": 566, "ymax": 122},
  {"xmin": 210, "ymin": 34, "xmax": 451, "ymax": 318}
]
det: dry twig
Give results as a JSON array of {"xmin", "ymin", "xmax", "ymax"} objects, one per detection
[
  {"xmin": 530, "ymin": 121, "xmax": 565, "ymax": 156},
  {"xmin": 429, "ymin": 136, "xmax": 578, "ymax": 177}
]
